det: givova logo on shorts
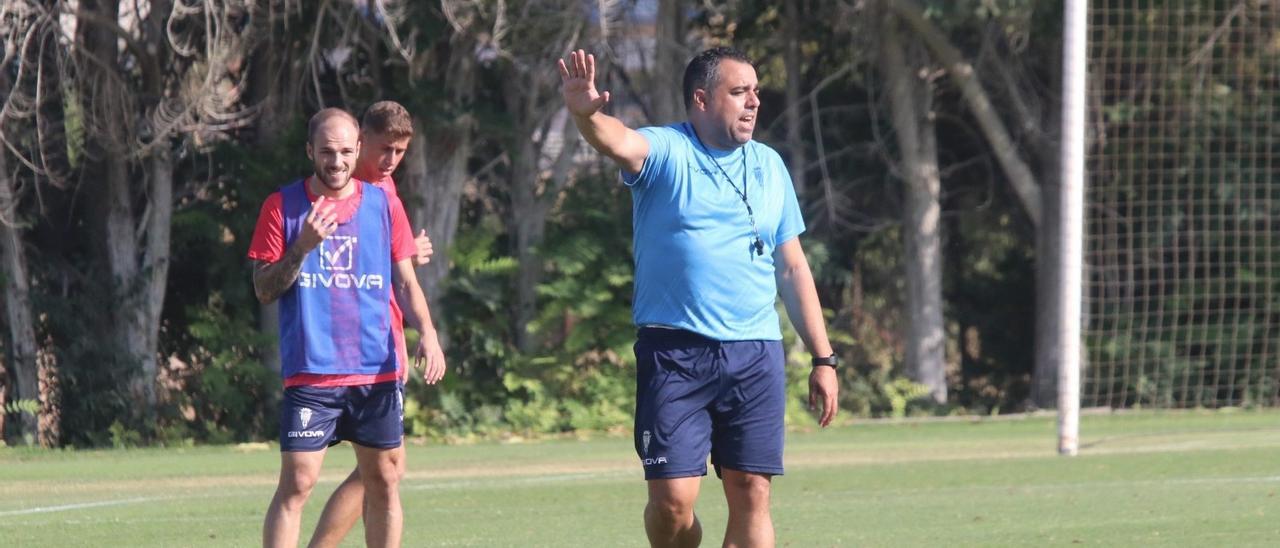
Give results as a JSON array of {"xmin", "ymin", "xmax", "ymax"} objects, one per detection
[
  {"xmin": 641, "ymin": 430, "xmax": 667, "ymax": 466},
  {"xmin": 299, "ymin": 235, "xmax": 385, "ymax": 289},
  {"xmin": 288, "ymin": 407, "xmax": 325, "ymax": 438}
]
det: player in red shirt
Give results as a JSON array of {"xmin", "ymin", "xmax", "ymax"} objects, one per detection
[{"xmin": 307, "ymin": 101, "xmax": 435, "ymax": 548}]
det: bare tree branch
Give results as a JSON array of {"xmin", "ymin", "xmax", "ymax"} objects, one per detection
[{"xmin": 887, "ymin": 0, "xmax": 1042, "ymax": 226}]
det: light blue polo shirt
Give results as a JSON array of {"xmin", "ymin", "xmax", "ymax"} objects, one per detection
[{"xmin": 622, "ymin": 122, "xmax": 805, "ymax": 341}]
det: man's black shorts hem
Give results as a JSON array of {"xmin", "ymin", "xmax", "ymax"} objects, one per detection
[
  {"xmin": 349, "ymin": 438, "xmax": 403, "ymax": 450},
  {"xmin": 643, "ymin": 467, "xmax": 708, "ymax": 481},
  {"xmin": 712, "ymin": 463, "xmax": 785, "ymax": 478}
]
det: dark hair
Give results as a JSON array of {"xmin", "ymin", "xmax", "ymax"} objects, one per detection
[
  {"xmin": 682, "ymin": 46, "xmax": 754, "ymax": 111},
  {"xmin": 361, "ymin": 101, "xmax": 414, "ymax": 140},
  {"xmin": 307, "ymin": 108, "xmax": 359, "ymax": 144}
]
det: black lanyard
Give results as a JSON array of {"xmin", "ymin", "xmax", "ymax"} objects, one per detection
[{"xmin": 688, "ymin": 124, "xmax": 765, "ymax": 257}]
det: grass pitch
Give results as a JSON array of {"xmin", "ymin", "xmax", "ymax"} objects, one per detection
[{"xmin": 2, "ymin": 410, "xmax": 1278, "ymax": 546}]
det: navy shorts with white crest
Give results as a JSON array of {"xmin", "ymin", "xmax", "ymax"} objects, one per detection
[{"xmin": 633, "ymin": 327, "xmax": 786, "ymax": 480}]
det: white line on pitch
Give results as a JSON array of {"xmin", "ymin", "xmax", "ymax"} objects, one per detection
[
  {"xmin": 0, "ymin": 496, "xmax": 166, "ymax": 517},
  {"xmin": 402, "ymin": 470, "xmax": 633, "ymax": 491},
  {"xmin": 0, "ymin": 473, "xmax": 626, "ymax": 518}
]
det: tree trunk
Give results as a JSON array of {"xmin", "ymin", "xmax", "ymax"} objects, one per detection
[
  {"xmin": 1032, "ymin": 32, "xmax": 1066, "ymax": 408},
  {"xmin": 651, "ymin": 0, "xmax": 686, "ymax": 125},
  {"xmin": 503, "ymin": 94, "xmax": 580, "ymax": 353},
  {"xmin": 139, "ymin": 150, "xmax": 173, "ymax": 401},
  {"xmin": 402, "ymin": 35, "xmax": 477, "ymax": 308},
  {"xmin": 0, "ymin": 150, "xmax": 40, "ymax": 444},
  {"xmin": 883, "ymin": 16, "xmax": 946, "ymax": 404},
  {"xmin": 76, "ymin": 0, "xmax": 154, "ymax": 413},
  {"xmin": 888, "ymin": 0, "xmax": 1042, "ymax": 226},
  {"xmin": 99, "ymin": 148, "xmax": 171, "ymax": 424},
  {"xmin": 508, "ymin": 134, "xmax": 548, "ymax": 353},
  {"xmin": 403, "ymin": 114, "xmax": 471, "ymax": 310},
  {"xmin": 98, "ymin": 141, "xmax": 147, "ymax": 404},
  {"xmin": 502, "ymin": 61, "xmax": 553, "ymax": 353},
  {"xmin": 82, "ymin": 0, "xmax": 170, "ymax": 415},
  {"xmin": 783, "ymin": 0, "xmax": 808, "ymax": 199}
]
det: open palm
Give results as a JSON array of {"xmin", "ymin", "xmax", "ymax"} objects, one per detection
[{"xmin": 558, "ymin": 49, "xmax": 610, "ymax": 117}]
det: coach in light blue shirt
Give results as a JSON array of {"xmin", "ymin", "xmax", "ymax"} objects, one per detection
[
  {"xmin": 625, "ymin": 122, "xmax": 806, "ymax": 342},
  {"xmin": 558, "ymin": 46, "xmax": 840, "ymax": 547}
]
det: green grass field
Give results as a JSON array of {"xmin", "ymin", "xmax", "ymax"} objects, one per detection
[{"xmin": 2, "ymin": 410, "xmax": 1278, "ymax": 546}]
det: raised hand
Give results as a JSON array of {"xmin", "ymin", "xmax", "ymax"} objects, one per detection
[
  {"xmin": 299, "ymin": 195, "xmax": 338, "ymax": 252},
  {"xmin": 558, "ymin": 49, "xmax": 611, "ymax": 118}
]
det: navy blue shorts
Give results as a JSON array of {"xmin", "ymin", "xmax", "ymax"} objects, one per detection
[
  {"xmin": 633, "ymin": 328, "xmax": 786, "ymax": 480},
  {"xmin": 279, "ymin": 381, "xmax": 404, "ymax": 452}
]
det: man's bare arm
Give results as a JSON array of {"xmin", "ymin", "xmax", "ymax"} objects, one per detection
[
  {"xmin": 392, "ymin": 258, "xmax": 446, "ymax": 384},
  {"xmin": 392, "ymin": 259, "xmax": 434, "ymax": 335},
  {"xmin": 774, "ymin": 237, "xmax": 839, "ymax": 427},
  {"xmin": 774, "ymin": 238, "xmax": 833, "ymax": 358},
  {"xmin": 571, "ymin": 112, "xmax": 650, "ymax": 175},
  {"xmin": 252, "ymin": 247, "xmax": 307, "ymax": 304},
  {"xmin": 253, "ymin": 195, "xmax": 338, "ymax": 304},
  {"xmin": 559, "ymin": 50, "xmax": 649, "ymax": 174}
]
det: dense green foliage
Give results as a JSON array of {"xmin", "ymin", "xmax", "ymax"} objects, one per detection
[{"xmin": 18, "ymin": 0, "xmax": 1236, "ymax": 447}]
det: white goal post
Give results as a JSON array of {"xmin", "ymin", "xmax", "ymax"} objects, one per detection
[{"xmin": 1057, "ymin": 0, "xmax": 1087, "ymax": 457}]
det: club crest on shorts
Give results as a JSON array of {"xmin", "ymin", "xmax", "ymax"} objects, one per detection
[
  {"xmin": 299, "ymin": 407, "xmax": 312, "ymax": 429},
  {"xmin": 640, "ymin": 429, "xmax": 666, "ymax": 466}
]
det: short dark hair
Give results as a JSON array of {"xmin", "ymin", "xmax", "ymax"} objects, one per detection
[
  {"xmin": 682, "ymin": 47, "xmax": 754, "ymax": 111},
  {"xmin": 361, "ymin": 101, "xmax": 414, "ymax": 140},
  {"xmin": 307, "ymin": 108, "xmax": 359, "ymax": 144}
]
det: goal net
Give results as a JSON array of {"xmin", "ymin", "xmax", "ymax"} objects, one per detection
[{"xmin": 1085, "ymin": 1, "xmax": 1280, "ymax": 408}]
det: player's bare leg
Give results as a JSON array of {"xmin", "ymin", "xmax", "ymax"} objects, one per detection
[
  {"xmin": 645, "ymin": 476, "xmax": 703, "ymax": 548},
  {"xmin": 264, "ymin": 449, "xmax": 327, "ymax": 548},
  {"xmin": 307, "ymin": 467, "xmax": 362, "ymax": 548},
  {"xmin": 721, "ymin": 469, "xmax": 774, "ymax": 548},
  {"xmin": 354, "ymin": 442, "xmax": 403, "ymax": 548},
  {"xmin": 308, "ymin": 443, "xmax": 406, "ymax": 548}
]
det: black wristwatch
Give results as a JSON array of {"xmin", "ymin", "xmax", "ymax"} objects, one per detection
[{"xmin": 811, "ymin": 353, "xmax": 839, "ymax": 369}]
